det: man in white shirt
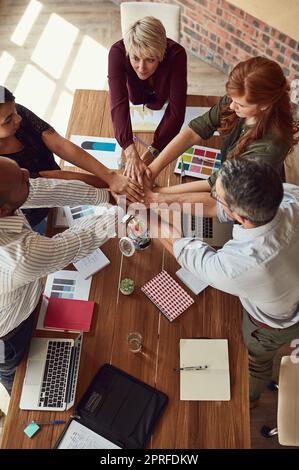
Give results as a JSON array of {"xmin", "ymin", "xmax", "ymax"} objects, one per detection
[
  {"xmin": 155, "ymin": 158, "xmax": 299, "ymax": 405},
  {"xmin": 0, "ymin": 157, "xmax": 117, "ymax": 394}
]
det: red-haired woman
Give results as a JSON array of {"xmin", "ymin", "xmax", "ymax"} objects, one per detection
[{"xmin": 146, "ymin": 56, "xmax": 299, "ymax": 203}]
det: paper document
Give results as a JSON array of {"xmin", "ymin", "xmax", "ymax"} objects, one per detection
[
  {"xmin": 54, "ymin": 207, "xmax": 68, "ymax": 228},
  {"xmin": 180, "ymin": 339, "xmax": 230, "ymax": 401},
  {"xmin": 57, "ymin": 420, "xmax": 121, "ymax": 449},
  {"xmin": 37, "ymin": 270, "xmax": 92, "ymax": 331},
  {"xmin": 182, "ymin": 106, "xmax": 219, "ymax": 135},
  {"xmin": 130, "ymin": 103, "xmax": 167, "ymax": 132},
  {"xmin": 64, "ymin": 204, "xmax": 107, "ymax": 226},
  {"xmin": 74, "ymin": 248, "xmax": 110, "ymax": 279},
  {"xmin": 181, "ymin": 106, "xmax": 210, "ymax": 129},
  {"xmin": 65, "ymin": 135, "xmax": 122, "ymax": 169},
  {"xmin": 176, "ymin": 268, "xmax": 209, "ymax": 295}
]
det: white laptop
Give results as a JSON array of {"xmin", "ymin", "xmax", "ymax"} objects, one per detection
[
  {"xmin": 20, "ymin": 333, "xmax": 83, "ymax": 411},
  {"xmin": 182, "ymin": 213, "xmax": 233, "ymax": 247}
]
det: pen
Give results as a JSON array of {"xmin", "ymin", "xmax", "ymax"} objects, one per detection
[
  {"xmin": 180, "ymin": 156, "xmax": 185, "ymax": 178},
  {"xmin": 133, "ymin": 134, "xmax": 149, "ymax": 149},
  {"xmin": 173, "ymin": 365, "xmax": 208, "ymax": 371},
  {"xmin": 29, "ymin": 420, "xmax": 66, "ymax": 425}
]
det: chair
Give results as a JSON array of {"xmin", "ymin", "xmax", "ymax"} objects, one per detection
[
  {"xmin": 120, "ymin": 2, "xmax": 180, "ymax": 42},
  {"xmin": 261, "ymin": 356, "xmax": 299, "ymax": 446}
]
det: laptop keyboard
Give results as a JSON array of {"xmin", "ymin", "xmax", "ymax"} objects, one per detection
[
  {"xmin": 38, "ymin": 340, "xmax": 72, "ymax": 408},
  {"xmin": 191, "ymin": 216, "xmax": 213, "ymax": 238}
]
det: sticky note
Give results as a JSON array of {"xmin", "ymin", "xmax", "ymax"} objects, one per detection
[{"xmin": 24, "ymin": 421, "xmax": 40, "ymax": 438}]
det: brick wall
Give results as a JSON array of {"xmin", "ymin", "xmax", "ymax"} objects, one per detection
[{"xmin": 113, "ymin": 0, "xmax": 299, "ymax": 81}]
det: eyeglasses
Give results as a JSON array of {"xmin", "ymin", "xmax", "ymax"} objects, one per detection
[{"xmin": 210, "ymin": 186, "xmax": 230, "ymax": 209}]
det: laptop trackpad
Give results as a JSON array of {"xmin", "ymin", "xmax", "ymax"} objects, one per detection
[{"xmin": 25, "ymin": 361, "xmax": 43, "ymax": 385}]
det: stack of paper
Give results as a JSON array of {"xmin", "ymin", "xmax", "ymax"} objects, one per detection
[
  {"xmin": 54, "ymin": 207, "xmax": 68, "ymax": 228},
  {"xmin": 74, "ymin": 248, "xmax": 110, "ymax": 279},
  {"xmin": 64, "ymin": 205, "xmax": 107, "ymax": 226},
  {"xmin": 57, "ymin": 420, "xmax": 121, "ymax": 449},
  {"xmin": 176, "ymin": 268, "xmax": 209, "ymax": 295},
  {"xmin": 180, "ymin": 339, "xmax": 230, "ymax": 401},
  {"xmin": 66, "ymin": 135, "xmax": 122, "ymax": 170},
  {"xmin": 130, "ymin": 103, "xmax": 167, "ymax": 132},
  {"xmin": 37, "ymin": 270, "xmax": 92, "ymax": 331}
]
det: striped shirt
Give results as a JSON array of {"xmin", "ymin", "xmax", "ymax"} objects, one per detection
[{"xmin": 0, "ymin": 178, "xmax": 116, "ymax": 337}]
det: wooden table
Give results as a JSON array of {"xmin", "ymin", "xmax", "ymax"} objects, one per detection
[{"xmin": 1, "ymin": 91, "xmax": 250, "ymax": 449}]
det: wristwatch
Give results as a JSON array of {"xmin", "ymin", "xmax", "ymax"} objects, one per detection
[{"xmin": 147, "ymin": 145, "xmax": 160, "ymax": 158}]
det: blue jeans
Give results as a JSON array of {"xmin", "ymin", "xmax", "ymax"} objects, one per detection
[
  {"xmin": 0, "ymin": 310, "xmax": 36, "ymax": 395},
  {"xmin": 32, "ymin": 217, "xmax": 48, "ymax": 235}
]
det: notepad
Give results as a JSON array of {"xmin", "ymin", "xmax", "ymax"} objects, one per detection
[
  {"xmin": 141, "ymin": 270, "xmax": 194, "ymax": 322},
  {"xmin": 36, "ymin": 270, "xmax": 92, "ymax": 331},
  {"xmin": 57, "ymin": 420, "xmax": 121, "ymax": 449},
  {"xmin": 176, "ymin": 268, "xmax": 209, "ymax": 295},
  {"xmin": 180, "ymin": 339, "xmax": 230, "ymax": 401},
  {"xmin": 44, "ymin": 297, "xmax": 95, "ymax": 332},
  {"xmin": 74, "ymin": 248, "xmax": 110, "ymax": 279}
]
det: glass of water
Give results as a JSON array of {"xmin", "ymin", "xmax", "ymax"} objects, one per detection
[{"xmin": 127, "ymin": 332, "xmax": 143, "ymax": 353}]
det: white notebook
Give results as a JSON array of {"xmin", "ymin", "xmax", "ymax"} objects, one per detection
[
  {"xmin": 176, "ymin": 268, "xmax": 209, "ymax": 295},
  {"xmin": 74, "ymin": 248, "xmax": 110, "ymax": 279},
  {"xmin": 180, "ymin": 339, "xmax": 230, "ymax": 401},
  {"xmin": 57, "ymin": 420, "xmax": 121, "ymax": 449}
]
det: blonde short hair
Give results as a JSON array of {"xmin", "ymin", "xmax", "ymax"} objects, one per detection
[{"xmin": 124, "ymin": 16, "xmax": 167, "ymax": 62}]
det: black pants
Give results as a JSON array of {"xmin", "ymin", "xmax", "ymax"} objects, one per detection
[{"xmin": 0, "ymin": 310, "xmax": 36, "ymax": 395}]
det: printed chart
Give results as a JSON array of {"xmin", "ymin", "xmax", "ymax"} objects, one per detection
[
  {"xmin": 65, "ymin": 135, "xmax": 122, "ymax": 169},
  {"xmin": 64, "ymin": 205, "xmax": 107, "ymax": 226},
  {"xmin": 44, "ymin": 270, "xmax": 91, "ymax": 300},
  {"xmin": 174, "ymin": 145, "xmax": 222, "ymax": 179}
]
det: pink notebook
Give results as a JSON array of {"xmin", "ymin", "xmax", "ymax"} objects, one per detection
[
  {"xmin": 141, "ymin": 270, "xmax": 194, "ymax": 322},
  {"xmin": 44, "ymin": 297, "xmax": 95, "ymax": 332}
]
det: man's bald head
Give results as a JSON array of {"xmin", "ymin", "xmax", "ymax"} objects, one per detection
[{"xmin": 0, "ymin": 157, "xmax": 30, "ymax": 217}]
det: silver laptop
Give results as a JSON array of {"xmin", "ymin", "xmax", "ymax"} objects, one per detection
[
  {"xmin": 20, "ymin": 333, "xmax": 83, "ymax": 411},
  {"xmin": 182, "ymin": 213, "xmax": 233, "ymax": 247}
]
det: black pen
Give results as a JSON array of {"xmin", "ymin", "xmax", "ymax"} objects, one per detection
[{"xmin": 174, "ymin": 365, "xmax": 208, "ymax": 371}]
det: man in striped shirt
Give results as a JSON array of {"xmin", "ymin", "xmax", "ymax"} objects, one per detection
[{"xmin": 0, "ymin": 157, "xmax": 117, "ymax": 394}]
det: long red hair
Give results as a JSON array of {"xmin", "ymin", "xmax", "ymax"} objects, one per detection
[{"xmin": 218, "ymin": 56, "xmax": 299, "ymax": 158}]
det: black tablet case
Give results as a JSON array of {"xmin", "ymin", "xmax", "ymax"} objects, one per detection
[{"xmin": 55, "ymin": 363, "xmax": 168, "ymax": 449}]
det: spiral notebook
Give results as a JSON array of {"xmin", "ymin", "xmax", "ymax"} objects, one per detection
[{"xmin": 141, "ymin": 270, "xmax": 194, "ymax": 322}]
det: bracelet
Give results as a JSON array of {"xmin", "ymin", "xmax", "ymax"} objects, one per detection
[{"xmin": 147, "ymin": 145, "xmax": 160, "ymax": 159}]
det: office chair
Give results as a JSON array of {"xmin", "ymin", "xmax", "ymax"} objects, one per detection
[
  {"xmin": 261, "ymin": 356, "xmax": 299, "ymax": 446},
  {"xmin": 120, "ymin": 2, "xmax": 180, "ymax": 42}
]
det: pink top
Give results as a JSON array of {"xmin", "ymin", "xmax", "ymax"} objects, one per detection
[{"xmin": 108, "ymin": 38, "xmax": 187, "ymax": 152}]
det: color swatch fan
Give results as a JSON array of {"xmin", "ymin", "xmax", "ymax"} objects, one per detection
[
  {"xmin": 141, "ymin": 270, "xmax": 194, "ymax": 322},
  {"xmin": 174, "ymin": 145, "xmax": 221, "ymax": 179}
]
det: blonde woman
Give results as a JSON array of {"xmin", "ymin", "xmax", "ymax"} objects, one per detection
[{"xmin": 108, "ymin": 16, "xmax": 187, "ymax": 185}]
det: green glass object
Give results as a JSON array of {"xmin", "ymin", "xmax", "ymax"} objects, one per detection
[{"xmin": 120, "ymin": 278, "xmax": 135, "ymax": 295}]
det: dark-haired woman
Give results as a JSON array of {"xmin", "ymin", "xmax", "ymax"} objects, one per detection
[{"xmin": 0, "ymin": 87, "xmax": 141, "ymax": 230}]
